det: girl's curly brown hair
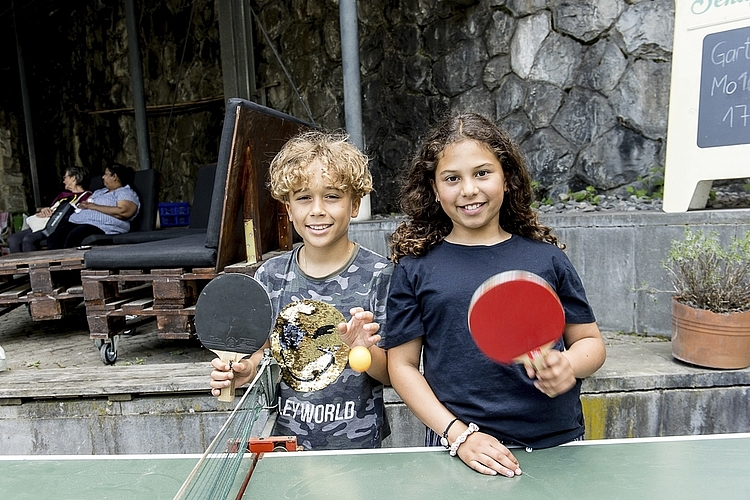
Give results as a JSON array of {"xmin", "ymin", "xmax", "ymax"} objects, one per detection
[{"xmin": 390, "ymin": 113, "xmax": 560, "ymax": 262}]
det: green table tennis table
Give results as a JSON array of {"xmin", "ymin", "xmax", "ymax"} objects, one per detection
[{"xmin": 2, "ymin": 433, "xmax": 749, "ymax": 499}]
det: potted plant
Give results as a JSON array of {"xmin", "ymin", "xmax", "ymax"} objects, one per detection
[{"xmin": 663, "ymin": 227, "xmax": 750, "ymax": 369}]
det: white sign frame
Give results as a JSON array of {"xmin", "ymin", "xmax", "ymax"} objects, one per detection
[{"xmin": 664, "ymin": 0, "xmax": 750, "ymax": 212}]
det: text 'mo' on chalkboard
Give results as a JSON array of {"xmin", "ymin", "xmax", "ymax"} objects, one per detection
[{"xmin": 698, "ymin": 26, "xmax": 750, "ymax": 148}]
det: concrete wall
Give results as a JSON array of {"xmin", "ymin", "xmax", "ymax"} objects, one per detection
[
  {"xmin": 5, "ymin": 340, "xmax": 750, "ymax": 455},
  {"xmin": 0, "ymin": 394, "xmax": 226, "ymax": 455},
  {"xmin": 350, "ymin": 210, "xmax": 750, "ymax": 336}
]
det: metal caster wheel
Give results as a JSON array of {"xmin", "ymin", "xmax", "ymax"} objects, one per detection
[{"xmin": 99, "ymin": 342, "xmax": 117, "ymax": 365}]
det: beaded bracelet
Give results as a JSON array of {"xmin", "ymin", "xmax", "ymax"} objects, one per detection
[
  {"xmin": 449, "ymin": 423, "xmax": 479, "ymax": 456},
  {"xmin": 440, "ymin": 418, "xmax": 459, "ymax": 449}
]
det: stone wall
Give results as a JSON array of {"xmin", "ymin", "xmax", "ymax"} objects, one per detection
[
  {"xmin": 0, "ymin": 112, "xmax": 27, "ymax": 214},
  {"xmin": 253, "ymin": 0, "xmax": 675, "ymax": 214}
]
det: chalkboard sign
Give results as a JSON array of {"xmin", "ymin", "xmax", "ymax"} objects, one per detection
[{"xmin": 697, "ymin": 26, "xmax": 750, "ymax": 148}]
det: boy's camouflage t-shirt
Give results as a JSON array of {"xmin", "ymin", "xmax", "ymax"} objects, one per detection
[{"xmin": 253, "ymin": 244, "xmax": 393, "ymax": 450}]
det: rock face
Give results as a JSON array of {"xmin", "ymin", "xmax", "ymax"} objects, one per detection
[
  {"xmin": 0, "ymin": 0, "xmax": 680, "ymax": 216},
  {"xmin": 254, "ymin": 0, "xmax": 678, "ymax": 213}
]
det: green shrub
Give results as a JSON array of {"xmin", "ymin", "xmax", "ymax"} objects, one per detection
[
  {"xmin": 570, "ymin": 186, "xmax": 600, "ymax": 204},
  {"xmin": 663, "ymin": 228, "xmax": 750, "ymax": 313}
]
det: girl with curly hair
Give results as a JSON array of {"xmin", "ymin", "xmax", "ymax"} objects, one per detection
[{"xmin": 384, "ymin": 113, "xmax": 605, "ymax": 476}]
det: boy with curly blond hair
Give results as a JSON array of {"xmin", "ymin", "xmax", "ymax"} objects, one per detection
[{"xmin": 210, "ymin": 130, "xmax": 393, "ymax": 450}]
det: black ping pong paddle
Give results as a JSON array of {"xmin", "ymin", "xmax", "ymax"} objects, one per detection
[{"xmin": 195, "ymin": 273, "xmax": 274, "ymax": 402}]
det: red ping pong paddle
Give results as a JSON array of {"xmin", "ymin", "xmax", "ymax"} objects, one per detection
[
  {"xmin": 468, "ymin": 270, "xmax": 565, "ymax": 370},
  {"xmin": 194, "ymin": 273, "xmax": 274, "ymax": 402}
]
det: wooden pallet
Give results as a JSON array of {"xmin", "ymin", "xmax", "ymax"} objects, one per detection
[
  {"xmin": 81, "ymin": 260, "xmax": 266, "ymax": 338},
  {"xmin": 82, "ymin": 267, "xmax": 218, "ymax": 341},
  {"xmin": 0, "ymin": 248, "xmax": 87, "ymax": 320},
  {"xmin": 80, "ymin": 260, "xmax": 271, "ymax": 364}
]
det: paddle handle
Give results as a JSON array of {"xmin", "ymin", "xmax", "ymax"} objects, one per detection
[
  {"xmin": 513, "ymin": 341, "xmax": 555, "ymax": 372},
  {"xmin": 218, "ymin": 376, "xmax": 236, "ymax": 403},
  {"xmin": 215, "ymin": 350, "xmax": 244, "ymax": 403},
  {"xmin": 526, "ymin": 348, "xmax": 546, "ymax": 372}
]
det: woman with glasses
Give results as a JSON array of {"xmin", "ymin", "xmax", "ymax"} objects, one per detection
[{"xmin": 8, "ymin": 165, "xmax": 91, "ymax": 253}]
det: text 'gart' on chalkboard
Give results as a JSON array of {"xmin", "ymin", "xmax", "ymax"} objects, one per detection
[{"xmin": 698, "ymin": 25, "xmax": 750, "ymax": 149}]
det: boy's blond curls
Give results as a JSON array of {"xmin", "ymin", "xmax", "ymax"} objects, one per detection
[{"xmin": 269, "ymin": 130, "xmax": 372, "ymax": 202}]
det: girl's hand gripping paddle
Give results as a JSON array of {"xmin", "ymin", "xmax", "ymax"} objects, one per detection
[
  {"xmin": 468, "ymin": 270, "xmax": 565, "ymax": 371},
  {"xmin": 195, "ymin": 273, "xmax": 274, "ymax": 402}
]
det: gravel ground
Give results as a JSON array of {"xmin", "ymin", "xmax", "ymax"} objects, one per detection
[
  {"xmin": 601, "ymin": 331, "xmax": 669, "ymax": 345},
  {"xmin": 535, "ymin": 187, "xmax": 750, "ymax": 214}
]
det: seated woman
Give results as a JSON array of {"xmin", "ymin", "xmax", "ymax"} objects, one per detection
[
  {"xmin": 46, "ymin": 162, "xmax": 140, "ymax": 249},
  {"xmin": 9, "ymin": 165, "xmax": 91, "ymax": 253}
]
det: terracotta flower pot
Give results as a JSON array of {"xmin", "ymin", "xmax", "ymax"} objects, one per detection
[{"xmin": 671, "ymin": 298, "xmax": 750, "ymax": 369}]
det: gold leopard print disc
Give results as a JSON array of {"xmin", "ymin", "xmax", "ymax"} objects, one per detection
[{"xmin": 270, "ymin": 299, "xmax": 349, "ymax": 392}]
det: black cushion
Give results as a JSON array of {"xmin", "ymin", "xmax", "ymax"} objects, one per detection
[
  {"xmin": 131, "ymin": 169, "xmax": 159, "ymax": 232},
  {"xmin": 84, "ymin": 233, "xmax": 215, "ymax": 269},
  {"xmin": 205, "ymin": 103, "xmax": 239, "ymax": 250},
  {"xmin": 109, "ymin": 227, "xmax": 206, "ymax": 244},
  {"xmin": 189, "ymin": 163, "xmax": 216, "ymax": 230},
  {"xmin": 88, "ymin": 176, "xmax": 103, "ymax": 191}
]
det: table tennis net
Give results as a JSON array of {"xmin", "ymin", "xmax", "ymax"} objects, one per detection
[{"xmin": 174, "ymin": 353, "xmax": 280, "ymax": 500}]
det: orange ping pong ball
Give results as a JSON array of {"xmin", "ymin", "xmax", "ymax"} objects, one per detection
[{"xmin": 348, "ymin": 346, "xmax": 372, "ymax": 372}]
